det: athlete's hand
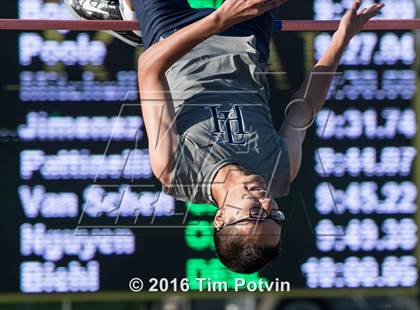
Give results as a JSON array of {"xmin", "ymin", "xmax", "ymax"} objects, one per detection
[
  {"xmin": 214, "ymin": 0, "xmax": 288, "ymax": 31},
  {"xmin": 337, "ymin": 0, "xmax": 385, "ymax": 42}
]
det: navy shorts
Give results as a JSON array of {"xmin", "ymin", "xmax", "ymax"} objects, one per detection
[{"xmin": 131, "ymin": 0, "xmax": 277, "ymax": 63}]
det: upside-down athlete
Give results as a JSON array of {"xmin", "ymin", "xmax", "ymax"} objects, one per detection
[{"xmin": 66, "ymin": 0, "xmax": 384, "ymax": 273}]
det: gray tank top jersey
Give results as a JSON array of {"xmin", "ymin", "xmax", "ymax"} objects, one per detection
[{"xmin": 162, "ymin": 35, "xmax": 290, "ymax": 205}]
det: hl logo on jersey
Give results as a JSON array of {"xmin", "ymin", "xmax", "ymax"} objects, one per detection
[{"xmin": 207, "ymin": 105, "xmax": 249, "ymax": 145}]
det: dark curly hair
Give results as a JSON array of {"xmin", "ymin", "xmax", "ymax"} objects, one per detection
[{"xmin": 213, "ymin": 225, "xmax": 281, "ymax": 274}]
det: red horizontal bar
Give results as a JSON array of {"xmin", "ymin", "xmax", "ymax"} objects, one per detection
[{"xmin": 281, "ymin": 19, "xmax": 420, "ymax": 31}]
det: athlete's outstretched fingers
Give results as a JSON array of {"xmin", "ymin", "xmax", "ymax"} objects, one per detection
[
  {"xmin": 361, "ymin": 3, "xmax": 381, "ymax": 14},
  {"xmin": 361, "ymin": 7, "xmax": 369, "ymax": 14},
  {"xmin": 360, "ymin": 3, "xmax": 384, "ymax": 20},
  {"xmin": 351, "ymin": 0, "xmax": 362, "ymax": 12}
]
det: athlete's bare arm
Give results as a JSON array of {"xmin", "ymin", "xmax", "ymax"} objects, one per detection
[
  {"xmin": 138, "ymin": 0, "xmax": 288, "ymax": 184},
  {"xmin": 124, "ymin": 0, "xmax": 133, "ymax": 10},
  {"xmin": 280, "ymin": 0, "xmax": 384, "ymax": 181}
]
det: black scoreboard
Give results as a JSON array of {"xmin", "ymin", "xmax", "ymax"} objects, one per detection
[{"xmin": 0, "ymin": 0, "xmax": 418, "ymax": 300}]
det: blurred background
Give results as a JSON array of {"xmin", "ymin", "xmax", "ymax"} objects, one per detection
[{"xmin": 0, "ymin": 0, "xmax": 419, "ymax": 309}]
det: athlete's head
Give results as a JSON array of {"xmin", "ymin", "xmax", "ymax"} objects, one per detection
[{"xmin": 211, "ymin": 167, "xmax": 284, "ymax": 274}]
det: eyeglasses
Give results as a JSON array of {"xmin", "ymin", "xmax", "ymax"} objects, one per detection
[{"xmin": 215, "ymin": 207, "xmax": 286, "ymax": 232}]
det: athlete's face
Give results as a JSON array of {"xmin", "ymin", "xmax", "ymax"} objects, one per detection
[{"xmin": 214, "ymin": 174, "xmax": 282, "ymax": 247}]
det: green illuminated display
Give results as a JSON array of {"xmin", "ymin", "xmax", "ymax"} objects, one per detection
[
  {"xmin": 188, "ymin": 0, "xmax": 223, "ymax": 9},
  {"xmin": 186, "ymin": 259, "xmax": 266, "ymax": 290},
  {"xmin": 184, "ymin": 204, "xmax": 266, "ymax": 290},
  {"xmin": 186, "ymin": 202, "xmax": 217, "ymax": 216},
  {"xmin": 185, "ymin": 221, "xmax": 215, "ymax": 251}
]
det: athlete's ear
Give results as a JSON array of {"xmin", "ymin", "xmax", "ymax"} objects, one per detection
[{"xmin": 214, "ymin": 208, "xmax": 225, "ymax": 228}]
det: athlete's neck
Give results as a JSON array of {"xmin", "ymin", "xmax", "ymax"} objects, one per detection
[{"xmin": 210, "ymin": 164, "xmax": 248, "ymax": 208}]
